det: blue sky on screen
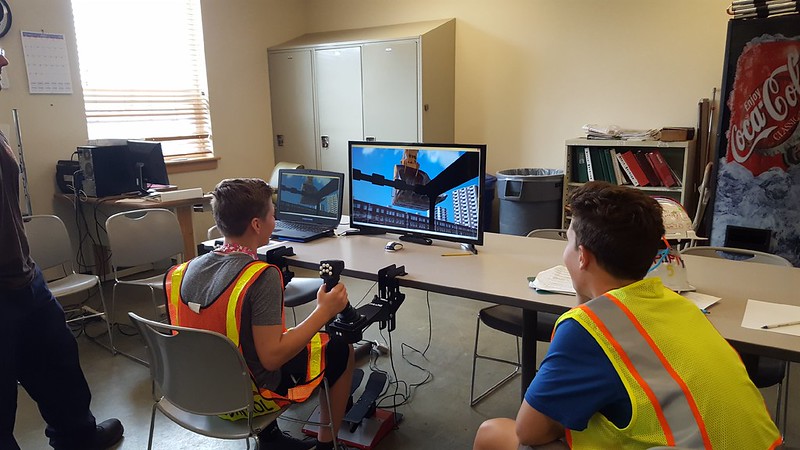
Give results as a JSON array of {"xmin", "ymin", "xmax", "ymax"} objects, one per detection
[{"xmin": 351, "ymin": 145, "xmax": 479, "ymax": 218}]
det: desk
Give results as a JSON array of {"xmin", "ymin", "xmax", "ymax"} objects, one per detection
[
  {"xmin": 224, "ymin": 231, "xmax": 800, "ymax": 397},
  {"xmin": 58, "ymin": 193, "xmax": 211, "ymax": 260}
]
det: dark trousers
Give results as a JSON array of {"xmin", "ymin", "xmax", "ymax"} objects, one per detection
[{"xmin": 1, "ymin": 267, "xmax": 97, "ymax": 450}]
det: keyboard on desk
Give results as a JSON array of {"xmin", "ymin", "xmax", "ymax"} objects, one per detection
[{"xmin": 275, "ymin": 220, "xmax": 330, "ymax": 233}]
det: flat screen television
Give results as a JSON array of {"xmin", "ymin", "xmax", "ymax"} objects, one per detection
[
  {"xmin": 126, "ymin": 140, "xmax": 169, "ymax": 193},
  {"xmin": 349, "ymin": 141, "xmax": 487, "ymax": 246}
]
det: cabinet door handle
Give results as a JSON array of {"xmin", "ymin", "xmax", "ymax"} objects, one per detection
[{"xmin": 321, "ymin": 135, "xmax": 330, "ymax": 148}]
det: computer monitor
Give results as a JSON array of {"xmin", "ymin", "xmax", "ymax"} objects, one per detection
[
  {"xmin": 126, "ymin": 140, "xmax": 169, "ymax": 193},
  {"xmin": 349, "ymin": 141, "xmax": 487, "ymax": 246}
]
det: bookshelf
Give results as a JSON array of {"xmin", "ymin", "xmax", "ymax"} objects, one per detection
[{"xmin": 563, "ymin": 138, "xmax": 696, "ymax": 227}]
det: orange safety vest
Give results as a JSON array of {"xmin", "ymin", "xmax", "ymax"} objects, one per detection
[
  {"xmin": 556, "ymin": 278, "xmax": 781, "ymax": 450},
  {"xmin": 164, "ymin": 259, "xmax": 328, "ymax": 421}
]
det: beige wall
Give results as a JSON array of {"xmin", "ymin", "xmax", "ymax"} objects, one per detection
[
  {"xmin": 304, "ymin": 0, "xmax": 731, "ymax": 173},
  {"xmin": 2, "ymin": 0, "xmax": 731, "ymax": 245},
  {"xmin": 1, "ymin": 0, "xmax": 305, "ymax": 239}
]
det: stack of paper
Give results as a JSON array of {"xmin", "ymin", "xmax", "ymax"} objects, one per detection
[
  {"xmin": 529, "ymin": 265, "xmax": 576, "ymax": 295},
  {"xmin": 582, "ymin": 124, "xmax": 659, "ymax": 141}
]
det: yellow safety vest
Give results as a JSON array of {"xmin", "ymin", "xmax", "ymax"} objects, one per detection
[
  {"xmin": 164, "ymin": 259, "xmax": 328, "ymax": 421},
  {"xmin": 557, "ymin": 278, "xmax": 781, "ymax": 449}
]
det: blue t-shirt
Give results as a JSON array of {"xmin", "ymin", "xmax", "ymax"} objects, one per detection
[{"xmin": 524, "ymin": 318, "xmax": 631, "ymax": 430}]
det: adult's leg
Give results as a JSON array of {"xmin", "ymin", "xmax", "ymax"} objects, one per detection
[
  {"xmin": 0, "ymin": 287, "xmax": 25, "ymax": 450},
  {"xmin": 317, "ymin": 338, "xmax": 354, "ymax": 443},
  {"xmin": 14, "ymin": 269, "xmax": 97, "ymax": 449}
]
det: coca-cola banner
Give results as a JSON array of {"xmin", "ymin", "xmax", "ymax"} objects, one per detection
[{"xmin": 713, "ymin": 15, "xmax": 800, "ymax": 266}]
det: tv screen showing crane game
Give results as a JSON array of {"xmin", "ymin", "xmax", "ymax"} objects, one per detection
[{"xmin": 348, "ymin": 141, "xmax": 487, "ymax": 245}]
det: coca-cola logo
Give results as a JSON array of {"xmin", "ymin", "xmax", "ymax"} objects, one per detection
[{"xmin": 728, "ymin": 47, "xmax": 800, "ymax": 165}]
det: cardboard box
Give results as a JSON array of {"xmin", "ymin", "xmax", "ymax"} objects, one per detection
[{"xmin": 658, "ymin": 127, "xmax": 695, "ymax": 142}]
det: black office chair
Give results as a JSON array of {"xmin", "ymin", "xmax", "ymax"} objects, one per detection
[{"xmin": 469, "ymin": 228, "xmax": 567, "ymax": 406}]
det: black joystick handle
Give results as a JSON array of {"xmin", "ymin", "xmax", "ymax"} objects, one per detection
[{"xmin": 320, "ymin": 260, "xmax": 360, "ymax": 322}]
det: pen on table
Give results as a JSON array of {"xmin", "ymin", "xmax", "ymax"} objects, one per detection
[
  {"xmin": 760, "ymin": 320, "xmax": 800, "ymax": 330},
  {"xmin": 441, "ymin": 252, "xmax": 473, "ymax": 257}
]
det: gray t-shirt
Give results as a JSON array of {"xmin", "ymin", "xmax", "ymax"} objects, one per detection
[
  {"xmin": 0, "ymin": 130, "xmax": 35, "ymax": 289},
  {"xmin": 180, "ymin": 251, "xmax": 284, "ymax": 389}
]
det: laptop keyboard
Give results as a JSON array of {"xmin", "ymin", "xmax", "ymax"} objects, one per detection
[{"xmin": 276, "ymin": 220, "xmax": 329, "ymax": 233}]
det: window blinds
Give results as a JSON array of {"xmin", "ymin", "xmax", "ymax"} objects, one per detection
[{"xmin": 71, "ymin": 0, "xmax": 212, "ymax": 158}]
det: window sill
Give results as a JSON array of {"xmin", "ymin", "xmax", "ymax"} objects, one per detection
[{"xmin": 166, "ymin": 156, "xmax": 220, "ymax": 174}]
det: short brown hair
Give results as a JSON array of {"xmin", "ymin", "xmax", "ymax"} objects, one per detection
[
  {"xmin": 211, "ymin": 178, "xmax": 274, "ymax": 237},
  {"xmin": 569, "ymin": 181, "xmax": 664, "ymax": 280}
]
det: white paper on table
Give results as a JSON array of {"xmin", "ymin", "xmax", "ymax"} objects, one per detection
[
  {"xmin": 529, "ymin": 265, "xmax": 576, "ymax": 295},
  {"xmin": 681, "ymin": 292, "xmax": 721, "ymax": 311},
  {"xmin": 742, "ymin": 299, "xmax": 800, "ymax": 336}
]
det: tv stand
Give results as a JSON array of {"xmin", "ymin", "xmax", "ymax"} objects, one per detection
[
  {"xmin": 461, "ymin": 243, "xmax": 478, "ymax": 255},
  {"xmin": 399, "ymin": 234, "xmax": 432, "ymax": 246}
]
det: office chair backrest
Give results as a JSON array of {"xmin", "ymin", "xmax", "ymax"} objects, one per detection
[
  {"xmin": 680, "ymin": 246, "xmax": 792, "ymax": 267},
  {"xmin": 128, "ymin": 312, "xmax": 255, "ymax": 416},
  {"xmin": 207, "ymin": 224, "xmax": 222, "ymax": 240},
  {"xmin": 526, "ymin": 228, "xmax": 568, "ymax": 241},
  {"xmin": 23, "ymin": 215, "xmax": 75, "ymax": 274},
  {"xmin": 105, "ymin": 208, "xmax": 184, "ymax": 268}
]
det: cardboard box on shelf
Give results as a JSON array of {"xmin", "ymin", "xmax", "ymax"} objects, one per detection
[{"xmin": 658, "ymin": 127, "xmax": 695, "ymax": 142}]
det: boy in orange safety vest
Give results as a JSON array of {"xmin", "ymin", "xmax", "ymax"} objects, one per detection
[{"xmin": 166, "ymin": 178, "xmax": 354, "ymax": 450}]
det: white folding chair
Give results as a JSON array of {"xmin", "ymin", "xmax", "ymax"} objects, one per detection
[
  {"xmin": 681, "ymin": 245, "xmax": 792, "ymax": 437},
  {"xmin": 129, "ymin": 312, "xmax": 339, "ymax": 449},
  {"xmin": 23, "ymin": 215, "xmax": 115, "ymax": 354},
  {"xmin": 105, "ymin": 208, "xmax": 183, "ymax": 360},
  {"xmin": 128, "ymin": 312, "xmax": 282, "ymax": 449}
]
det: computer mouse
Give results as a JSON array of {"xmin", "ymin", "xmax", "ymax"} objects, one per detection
[{"xmin": 385, "ymin": 241, "xmax": 404, "ymax": 252}]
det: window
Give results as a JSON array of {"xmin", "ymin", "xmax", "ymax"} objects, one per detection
[{"xmin": 71, "ymin": 0, "xmax": 213, "ymax": 159}]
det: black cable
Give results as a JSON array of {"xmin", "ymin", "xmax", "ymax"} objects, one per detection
[{"xmin": 372, "ymin": 291, "xmax": 435, "ymax": 410}]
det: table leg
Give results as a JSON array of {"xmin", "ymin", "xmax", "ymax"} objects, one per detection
[
  {"xmin": 175, "ymin": 205, "xmax": 197, "ymax": 259},
  {"xmin": 522, "ymin": 309, "xmax": 538, "ymax": 399}
]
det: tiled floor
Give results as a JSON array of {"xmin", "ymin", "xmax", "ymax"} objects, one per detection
[{"xmin": 13, "ymin": 269, "xmax": 800, "ymax": 449}]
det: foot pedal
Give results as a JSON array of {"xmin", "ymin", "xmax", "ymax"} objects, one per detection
[{"xmin": 344, "ymin": 371, "xmax": 388, "ymax": 432}]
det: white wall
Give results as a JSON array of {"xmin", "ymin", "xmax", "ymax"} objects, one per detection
[
  {"xmin": 2, "ymin": 0, "xmax": 732, "ymax": 242},
  {"xmin": 303, "ymin": 0, "xmax": 731, "ymax": 174}
]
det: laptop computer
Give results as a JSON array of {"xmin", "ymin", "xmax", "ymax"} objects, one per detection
[{"xmin": 272, "ymin": 168, "xmax": 344, "ymax": 242}]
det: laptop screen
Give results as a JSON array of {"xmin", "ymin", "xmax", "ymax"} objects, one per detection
[{"xmin": 276, "ymin": 169, "xmax": 344, "ymax": 224}]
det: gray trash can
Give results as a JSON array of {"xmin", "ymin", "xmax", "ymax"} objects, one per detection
[{"xmin": 497, "ymin": 168, "xmax": 564, "ymax": 236}]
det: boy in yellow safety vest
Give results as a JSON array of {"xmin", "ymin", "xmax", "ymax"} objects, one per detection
[{"xmin": 474, "ymin": 181, "xmax": 781, "ymax": 450}]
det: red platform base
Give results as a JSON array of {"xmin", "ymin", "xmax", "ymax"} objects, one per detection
[{"xmin": 302, "ymin": 407, "xmax": 400, "ymax": 450}]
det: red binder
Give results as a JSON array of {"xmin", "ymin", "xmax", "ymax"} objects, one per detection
[
  {"xmin": 619, "ymin": 151, "xmax": 650, "ymax": 187},
  {"xmin": 646, "ymin": 150, "xmax": 677, "ymax": 187},
  {"xmin": 634, "ymin": 151, "xmax": 661, "ymax": 186}
]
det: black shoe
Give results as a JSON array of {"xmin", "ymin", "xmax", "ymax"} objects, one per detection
[
  {"xmin": 259, "ymin": 425, "xmax": 314, "ymax": 450},
  {"xmin": 90, "ymin": 418, "xmax": 124, "ymax": 449}
]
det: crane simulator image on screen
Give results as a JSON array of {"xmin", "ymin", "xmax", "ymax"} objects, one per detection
[{"xmin": 349, "ymin": 141, "xmax": 487, "ymax": 246}]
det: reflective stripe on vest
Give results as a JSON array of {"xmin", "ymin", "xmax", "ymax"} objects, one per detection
[{"xmin": 581, "ymin": 293, "xmax": 708, "ymax": 448}]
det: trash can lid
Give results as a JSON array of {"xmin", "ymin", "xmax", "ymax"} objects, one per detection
[{"xmin": 497, "ymin": 168, "xmax": 564, "ymax": 178}]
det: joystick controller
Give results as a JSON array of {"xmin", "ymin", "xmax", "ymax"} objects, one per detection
[{"xmin": 320, "ymin": 260, "xmax": 364, "ymax": 326}]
